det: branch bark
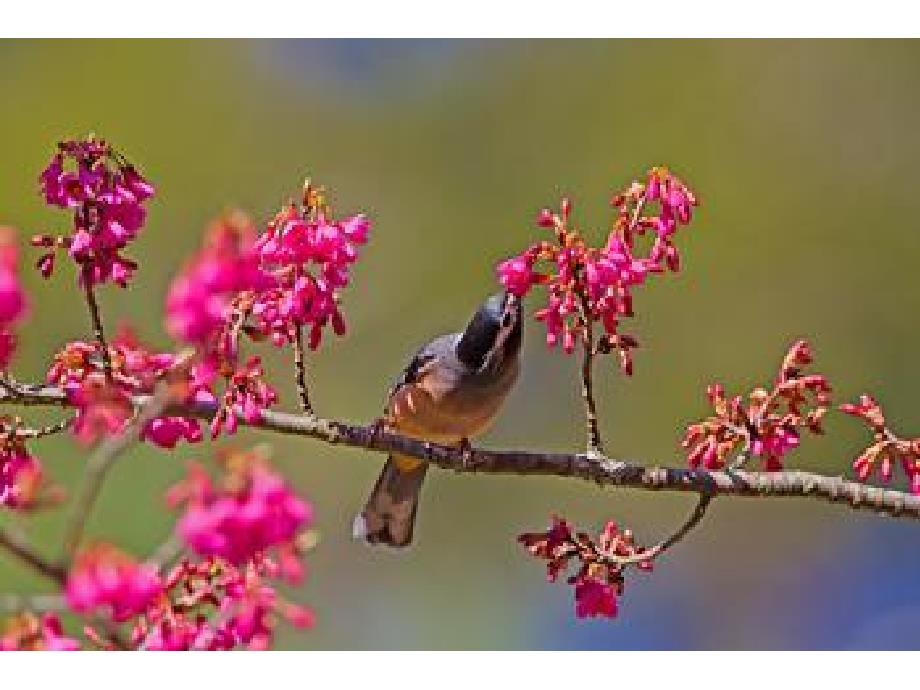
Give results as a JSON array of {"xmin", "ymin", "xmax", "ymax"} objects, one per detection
[
  {"xmin": 0, "ymin": 525, "xmax": 66, "ymax": 584},
  {"xmin": 3, "ymin": 382, "xmax": 920, "ymax": 520}
]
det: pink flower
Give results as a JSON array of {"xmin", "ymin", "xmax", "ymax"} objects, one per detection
[
  {"xmin": 0, "ymin": 229, "xmax": 28, "ymax": 369},
  {"xmin": 841, "ymin": 394, "xmax": 920, "ymax": 494},
  {"xmin": 171, "ymin": 457, "xmax": 311, "ymax": 570},
  {"xmin": 35, "ymin": 137, "xmax": 155, "ymax": 287},
  {"xmin": 141, "ymin": 416, "xmax": 203, "ymax": 449},
  {"xmin": 497, "ymin": 254, "xmax": 542, "ymax": 297},
  {"xmin": 209, "ymin": 357, "xmax": 276, "ymax": 438},
  {"xmin": 165, "ymin": 211, "xmax": 269, "ymax": 346},
  {"xmin": 250, "ymin": 203, "xmax": 370, "ymax": 349},
  {"xmin": 66, "ymin": 545, "xmax": 163, "ymax": 622},
  {"xmin": 751, "ymin": 427, "xmax": 800, "ymax": 470},
  {"xmin": 683, "ymin": 341, "xmax": 830, "ymax": 471},
  {"xmin": 0, "ymin": 244, "xmax": 26, "ymax": 324},
  {"xmin": 47, "ymin": 329, "xmax": 209, "ymax": 448},
  {"xmin": 0, "ymin": 442, "xmax": 42, "ymax": 510},
  {"xmin": 136, "ymin": 554, "xmax": 312, "ymax": 650},
  {"xmin": 573, "ymin": 577, "xmax": 618, "ymax": 619},
  {"xmin": 0, "ymin": 613, "xmax": 79, "ymax": 651},
  {"xmin": 496, "ymin": 167, "xmax": 699, "ymax": 375}
]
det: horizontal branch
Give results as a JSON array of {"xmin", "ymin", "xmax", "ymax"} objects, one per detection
[{"xmin": 3, "ymin": 382, "xmax": 920, "ymax": 520}]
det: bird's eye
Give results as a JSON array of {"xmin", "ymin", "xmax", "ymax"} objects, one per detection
[{"xmin": 502, "ymin": 313, "xmax": 513, "ymax": 328}]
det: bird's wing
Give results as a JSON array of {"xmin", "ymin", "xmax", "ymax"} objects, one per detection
[{"xmin": 382, "ymin": 341, "xmax": 442, "ymax": 416}]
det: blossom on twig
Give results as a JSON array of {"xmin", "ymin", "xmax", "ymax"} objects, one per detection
[
  {"xmin": 682, "ymin": 340, "xmax": 831, "ymax": 471},
  {"xmin": 841, "ymin": 394, "xmax": 920, "ymax": 494},
  {"xmin": 35, "ymin": 136, "xmax": 155, "ymax": 287},
  {"xmin": 498, "ymin": 167, "xmax": 698, "ymax": 374}
]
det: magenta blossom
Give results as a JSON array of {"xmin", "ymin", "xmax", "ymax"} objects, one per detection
[
  {"xmin": 0, "ymin": 442, "xmax": 42, "ymax": 510},
  {"xmin": 46, "ymin": 328, "xmax": 212, "ymax": 448},
  {"xmin": 165, "ymin": 211, "xmax": 269, "ymax": 347},
  {"xmin": 840, "ymin": 394, "xmax": 920, "ymax": 495},
  {"xmin": 683, "ymin": 340, "xmax": 831, "ymax": 472},
  {"xmin": 498, "ymin": 167, "xmax": 698, "ymax": 375},
  {"xmin": 66, "ymin": 545, "xmax": 163, "ymax": 622},
  {"xmin": 34, "ymin": 137, "xmax": 155, "ymax": 287},
  {"xmin": 0, "ymin": 229, "xmax": 28, "ymax": 369},
  {"xmin": 209, "ymin": 357, "xmax": 277, "ymax": 438},
  {"xmin": 573, "ymin": 577, "xmax": 619, "ymax": 619},
  {"xmin": 135, "ymin": 554, "xmax": 313, "ymax": 651},
  {"xmin": 170, "ymin": 455, "xmax": 311, "ymax": 571},
  {"xmin": 0, "ymin": 613, "xmax": 80, "ymax": 651},
  {"xmin": 251, "ymin": 200, "xmax": 370, "ymax": 349}
]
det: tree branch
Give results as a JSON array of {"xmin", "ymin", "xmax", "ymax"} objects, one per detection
[
  {"xmin": 0, "ymin": 525, "xmax": 66, "ymax": 584},
  {"xmin": 3, "ymin": 382, "xmax": 920, "ymax": 520}
]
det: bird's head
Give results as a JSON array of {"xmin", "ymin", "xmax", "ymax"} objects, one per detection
[{"xmin": 456, "ymin": 291, "xmax": 523, "ymax": 372}]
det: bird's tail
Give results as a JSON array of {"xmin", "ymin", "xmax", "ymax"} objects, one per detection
[{"xmin": 353, "ymin": 455, "xmax": 428, "ymax": 548}]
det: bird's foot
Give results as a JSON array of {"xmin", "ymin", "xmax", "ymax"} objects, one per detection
[
  {"xmin": 585, "ymin": 445, "xmax": 606, "ymax": 462},
  {"xmin": 458, "ymin": 437, "xmax": 477, "ymax": 471},
  {"xmin": 368, "ymin": 416, "xmax": 390, "ymax": 447}
]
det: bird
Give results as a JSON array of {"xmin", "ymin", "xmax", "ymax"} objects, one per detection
[{"xmin": 353, "ymin": 291, "xmax": 523, "ymax": 548}]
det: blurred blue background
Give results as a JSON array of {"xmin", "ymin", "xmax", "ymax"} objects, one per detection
[{"xmin": 1, "ymin": 39, "xmax": 920, "ymax": 649}]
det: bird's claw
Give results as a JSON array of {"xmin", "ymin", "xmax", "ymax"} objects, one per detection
[
  {"xmin": 368, "ymin": 416, "xmax": 389, "ymax": 446},
  {"xmin": 459, "ymin": 437, "xmax": 476, "ymax": 471}
]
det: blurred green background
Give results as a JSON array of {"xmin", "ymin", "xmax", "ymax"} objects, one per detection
[{"xmin": 2, "ymin": 39, "xmax": 920, "ymax": 649}]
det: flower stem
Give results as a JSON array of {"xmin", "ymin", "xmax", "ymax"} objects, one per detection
[
  {"xmin": 292, "ymin": 325, "xmax": 314, "ymax": 416},
  {"xmin": 581, "ymin": 318, "xmax": 603, "ymax": 457},
  {"xmin": 602, "ymin": 493, "xmax": 714, "ymax": 567},
  {"xmin": 575, "ymin": 286, "xmax": 604, "ymax": 457},
  {"xmin": 81, "ymin": 270, "xmax": 113, "ymax": 382}
]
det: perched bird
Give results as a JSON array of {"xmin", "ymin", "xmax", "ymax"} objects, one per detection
[{"xmin": 353, "ymin": 291, "xmax": 523, "ymax": 548}]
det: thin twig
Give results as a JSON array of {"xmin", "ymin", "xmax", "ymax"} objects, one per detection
[
  {"xmin": 292, "ymin": 325, "xmax": 314, "ymax": 415},
  {"xmin": 19, "ymin": 414, "xmax": 75, "ymax": 440},
  {"xmin": 0, "ymin": 593, "xmax": 66, "ymax": 613},
  {"xmin": 81, "ymin": 270, "xmax": 113, "ymax": 382},
  {"xmin": 579, "ymin": 311, "xmax": 603, "ymax": 456},
  {"xmin": 610, "ymin": 494, "xmax": 714, "ymax": 566},
  {"xmin": 0, "ymin": 525, "xmax": 66, "ymax": 584},
  {"xmin": 4, "ymin": 382, "xmax": 920, "ymax": 520},
  {"xmin": 147, "ymin": 534, "xmax": 184, "ymax": 569}
]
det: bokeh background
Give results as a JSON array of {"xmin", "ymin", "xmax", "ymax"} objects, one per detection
[{"xmin": 1, "ymin": 39, "xmax": 919, "ymax": 650}]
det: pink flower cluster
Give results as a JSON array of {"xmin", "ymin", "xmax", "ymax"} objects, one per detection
[
  {"xmin": 34, "ymin": 137, "xmax": 155, "ymax": 287},
  {"xmin": 165, "ymin": 211, "xmax": 267, "ymax": 347},
  {"xmin": 162, "ymin": 193, "xmax": 370, "ymax": 433},
  {"xmin": 0, "ymin": 613, "xmax": 79, "ymax": 651},
  {"xmin": 840, "ymin": 394, "xmax": 920, "ymax": 494},
  {"xmin": 251, "ymin": 198, "xmax": 369, "ymax": 350},
  {"xmin": 40, "ymin": 447, "xmax": 315, "ymax": 650},
  {"xmin": 0, "ymin": 229, "xmax": 28, "ymax": 370},
  {"xmin": 0, "ymin": 437, "xmax": 42, "ymax": 510},
  {"xmin": 682, "ymin": 340, "xmax": 831, "ymax": 471},
  {"xmin": 65, "ymin": 545, "xmax": 163, "ymax": 622},
  {"xmin": 497, "ymin": 167, "xmax": 697, "ymax": 374},
  {"xmin": 168, "ymin": 449, "xmax": 311, "ymax": 575},
  {"xmin": 134, "ymin": 554, "xmax": 312, "ymax": 650},
  {"xmin": 207, "ymin": 356, "xmax": 277, "ymax": 438},
  {"xmin": 518, "ymin": 516, "xmax": 652, "ymax": 620},
  {"xmin": 46, "ymin": 328, "xmax": 210, "ymax": 448},
  {"xmin": 166, "ymin": 193, "xmax": 370, "ymax": 358}
]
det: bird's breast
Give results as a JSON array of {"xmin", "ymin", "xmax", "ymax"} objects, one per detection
[{"xmin": 389, "ymin": 357, "xmax": 519, "ymax": 443}]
